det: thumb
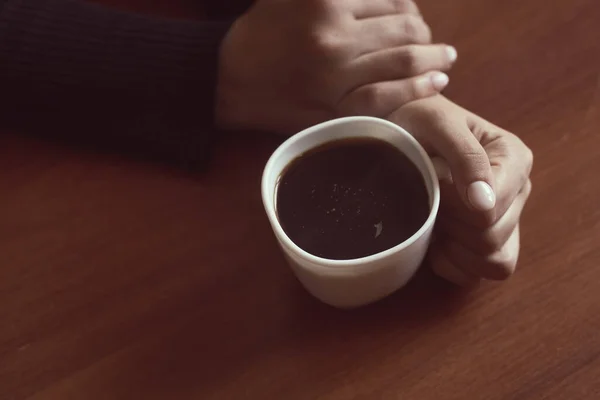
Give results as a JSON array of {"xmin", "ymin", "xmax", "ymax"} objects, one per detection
[{"xmin": 403, "ymin": 110, "xmax": 496, "ymax": 215}]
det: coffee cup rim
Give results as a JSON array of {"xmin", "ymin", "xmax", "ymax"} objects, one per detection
[{"xmin": 261, "ymin": 116, "xmax": 440, "ymax": 270}]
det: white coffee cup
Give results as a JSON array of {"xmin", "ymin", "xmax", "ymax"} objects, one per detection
[{"xmin": 261, "ymin": 116, "xmax": 440, "ymax": 308}]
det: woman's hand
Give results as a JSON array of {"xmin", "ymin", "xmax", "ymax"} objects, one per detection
[
  {"xmin": 388, "ymin": 96, "xmax": 533, "ymax": 285},
  {"xmin": 216, "ymin": 0, "xmax": 457, "ymax": 134}
]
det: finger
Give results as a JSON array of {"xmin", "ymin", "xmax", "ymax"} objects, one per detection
[
  {"xmin": 351, "ymin": 0, "xmax": 421, "ymax": 19},
  {"xmin": 444, "ymin": 225, "xmax": 521, "ymax": 281},
  {"xmin": 432, "ymin": 146, "xmax": 532, "ymax": 230},
  {"xmin": 407, "ymin": 104, "xmax": 497, "ymax": 216},
  {"xmin": 437, "ymin": 179, "xmax": 491, "ymax": 228},
  {"xmin": 429, "ymin": 244, "xmax": 481, "ymax": 287},
  {"xmin": 351, "ymin": 44, "xmax": 457, "ymax": 86},
  {"xmin": 435, "ymin": 159, "xmax": 528, "ymax": 228},
  {"xmin": 338, "ymin": 72, "xmax": 450, "ymax": 118},
  {"xmin": 438, "ymin": 179, "xmax": 532, "ymax": 255},
  {"xmin": 483, "ymin": 130, "xmax": 534, "ymax": 221},
  {"xmin": 356, "ymin": 14, "xmax": 432, "ymax": 54}
]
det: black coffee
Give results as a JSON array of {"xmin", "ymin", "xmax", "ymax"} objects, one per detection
[{"xmin": 276, "ymin": 137, "xmax": 430, "ymax": 260}]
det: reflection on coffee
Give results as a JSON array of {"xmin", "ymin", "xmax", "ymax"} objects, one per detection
[{"xmin": 276, "ymin": 137, "xmax": 430, "ymax": 260}]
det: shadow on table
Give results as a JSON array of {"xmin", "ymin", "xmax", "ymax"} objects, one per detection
[
  {"xmin": 94, "ymin": 254, "xmax": 475, "ymax": 399},
  {"xmin": 282, "ymin": 259, "xmax": 476, "ymax": 352}
]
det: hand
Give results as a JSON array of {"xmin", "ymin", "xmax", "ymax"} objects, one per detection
[
  {"xmin": 216, "ymin": 0, "xmax": 457, "ymax": 134},
  {"xmin": 388, "ymin": 96, "xmax": 533, "ymax": 285}
]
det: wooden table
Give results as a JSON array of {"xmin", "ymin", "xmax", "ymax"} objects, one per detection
[{"xmin": 1, "ymin": 0, "xmax": 599, "ymax": 398}]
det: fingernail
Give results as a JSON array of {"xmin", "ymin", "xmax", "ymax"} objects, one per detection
[
  {"xmin": 431, "ymin": 72, "xmax": 449, "ymax": 91},
  {"xmin": 446, "ymin": 46, "xmax": 458, "ymax": 63},
  {"xmin": 467, "ymin": 181, "xmax": 496, "ymax": 211}
]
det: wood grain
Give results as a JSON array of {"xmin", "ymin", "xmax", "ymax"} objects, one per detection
[{"xmin": 1, "ymin": 0, "xmax": 599, "ymax": 399}]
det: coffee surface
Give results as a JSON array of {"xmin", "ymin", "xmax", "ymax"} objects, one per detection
[{"xmin": 276, "ymin": 137, "xmax": 430, "ymax": 260}]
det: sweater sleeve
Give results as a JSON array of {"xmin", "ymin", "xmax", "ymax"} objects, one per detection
[
  {"xmin": 0, "ymin": 0, "xmax": 232, "ymax": 168},
  {"xmin": 204, "ymin": 0, "xmax": 253, "ymax": 19}
]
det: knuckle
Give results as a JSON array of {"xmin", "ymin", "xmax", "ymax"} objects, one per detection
[
  {"xmin": 402, "ymin": 15, "xmax": 432, "ymax": 43},
  {"xmin": 479, "ymin": 229, "xmax": 504, "ymax": 254},
  {"xmin": 497, "ymin": 255, "xmax": 518, "ymax": 280},
  {"xmin": 389, "ymin": 0, "xmax": 412, "ymax": 13},
  {"xmin": 508, "ymin": 134, "xmax": 534, "ymax": 172},
  {"xmin": 339, "ymin": 83, "xmax": 388, "ymax": 116},
  {"xmin": 403, "ymin": 0, "xmax": 422, "ymax": 15},
  {"xmin": 480, "ymin": 228, "xmax": 507, "ymax": 254},
  {"xmin": 523, "ymin": 179, "xmax": 533, "ymax": 198},
  {"xmin": 524, "ymin": 146, "xmax": 534, "ymax": 171},
  {"xmin": 358, "ymin": 84, "xmax": 384, "ymax": 114},
  {"xmin": 512, "ymin": 138, "xmax": 534, "ymax": 189},
  {"xmin": 426, "ymin": 104, "xmax": 450, "ymax": 122},
  {"xmin": 487, "ymin": 247, "xmax": 518, "ymax": 280},
  {"xmin": 519, "ymin": 145, "xmax": 534, "ymax": 188},
  {"xmin": 310, "ymin": 28, "xmax": 346, "ymax": 57},
  {"xmin": 422, "ymin": 23, "xmax": 433, "ymax": 43},
  {"xmin": 398, "ymin": 46, "xmax": 421, "ymax": 74},
  {"xmin": 446, "ymin": 238, "xmax": 516, "ymax": 282}
]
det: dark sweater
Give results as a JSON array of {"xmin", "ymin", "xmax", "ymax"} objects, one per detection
[{"xmin": 0, "ymin": 0, "xmax": 245, "ymax": 167}]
